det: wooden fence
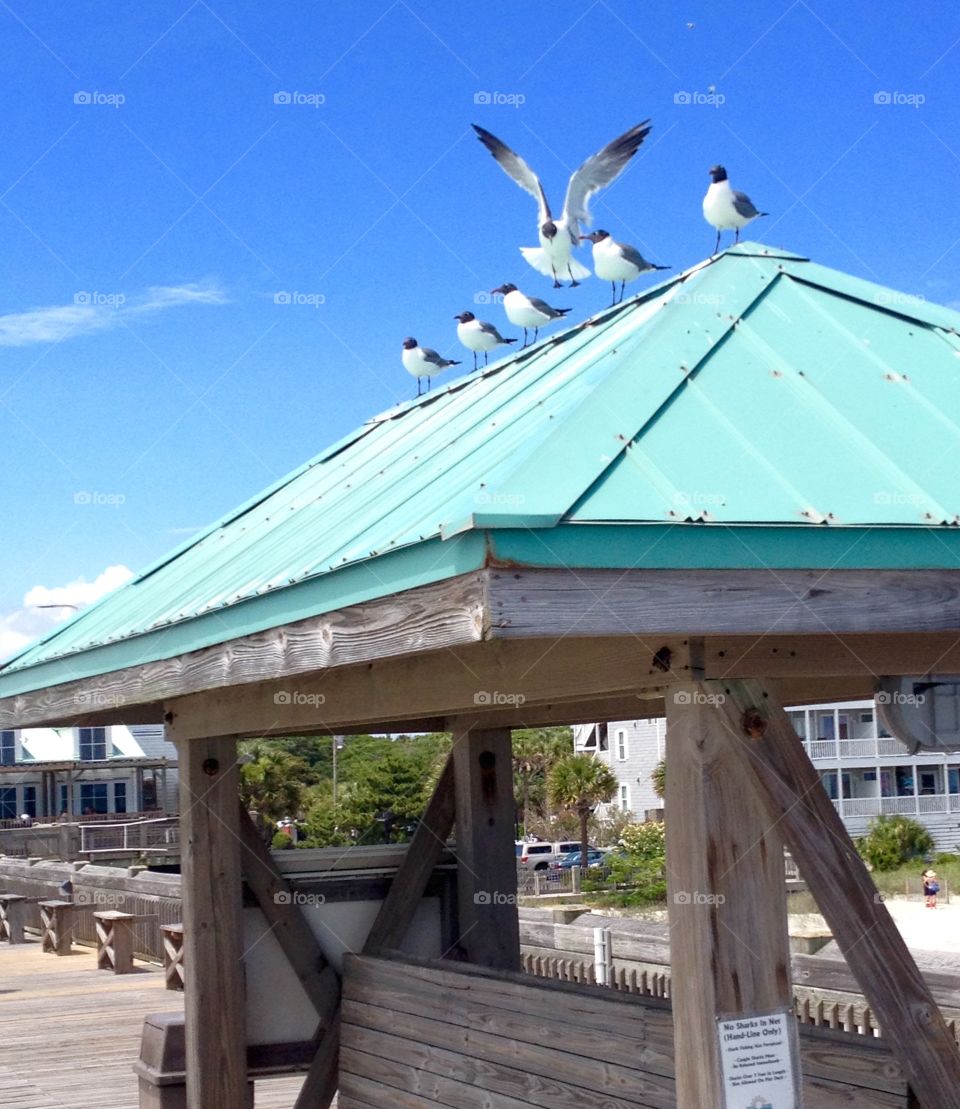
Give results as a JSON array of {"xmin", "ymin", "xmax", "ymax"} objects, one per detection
[
  {"xmin": 521, "ymin": 951, "xmax": 960, "ymax": 1047},
  {"xmin": 342, "ymin": 951, "xmax": 918, "ymax": 1108}
]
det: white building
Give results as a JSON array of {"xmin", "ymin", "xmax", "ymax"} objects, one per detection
[
  {"xmin": 576, "ymin": 700, "xmax": 960, "ymax": 852},
  {"xmin": 0, "ymin": 724, "xmax": 177, "ymax": 821}
]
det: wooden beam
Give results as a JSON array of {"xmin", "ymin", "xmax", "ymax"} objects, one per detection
[
  {"xmin": 165, "ymin": 637, "xmax": 693, "ymax": 741},
  {"xmin": 0, "ymin": 572, "xmax": 486, "ymax": 729},
  {"xmin": 293, "ymin": 1011, "xmax": 340, "ymax": 1109},
  {"xmin": 238, "ymin": 806, "xmax": 340, "ymax": 1028},
  {"xmin": 665, "ymin": 683, "xmax": 799, "ymax": 1108},
  {"xmin": 175, "ymin": 733, "xmax": 248, "ymax": 1109},
  {"xmin": 716, "ymin": 679, "xmax": 960, "ymax": 1109},
  {"xmin": 490, "ymin": 567, "xmax": 960, "ymax": 636},
  {"xmin": 364, "ymin": 754, "xmax": 456, "ymax": 956},
  {"xmin": 451, "ymin": 724, "xmax": 520, "ymax": 970}
]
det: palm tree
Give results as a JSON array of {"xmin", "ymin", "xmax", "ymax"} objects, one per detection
[
  {"xmin": 512, "ymin": 727, "xmax": 572, "ymax": 836},
  {"xmin": 651, "ymin": 758, "xmax": 666, "ymax": 800},
  {"xmin": 547, "ymin": 754, "xmax": 618, "ymax": 868}
]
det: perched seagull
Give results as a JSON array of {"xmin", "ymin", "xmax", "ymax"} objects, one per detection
[
  {"xmin": 490, "ymin": 283, "xmax": 571, "ymax": 348},
  {"xmin": 580, "ymin": 230, "xmax": 670, "ymax": 305},
  {"xmin": 472, "ymin": 120, "xmax": 653, "ymax": 288},
  {"xmin": 702, "ymin": 165, "xmax": 767, "ymax": 254},
  {"xmin": 401, "ymin": 337, "xmax": 460, "ymax": 396},
  {"xmin": 453, "ymin": 311, "xmax": 517, "ymax": 370}
]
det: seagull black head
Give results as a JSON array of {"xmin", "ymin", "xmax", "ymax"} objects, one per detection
[
  {"xmin": 402, "ymin": 337, "xmax": 417, "ymax": 350},
  {"xmin": 582, "ymin": 230, "xmax": 610, "ymax": 243},
  {"xmin": 709, "ymin": 165, "xmax": 728, "ymax": 183},
  {"xmin": 541, "ymin": 219, "xmax": 558, "ymax": 240},
  {"xmin": 491, "ymin": 283, "xmax": 517, "ymax": 295},
  {"xmin": 454, "ymin": 311, "xmax": 476, "ymax": 322}
]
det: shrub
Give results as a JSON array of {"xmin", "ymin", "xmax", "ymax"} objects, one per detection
[{"xmin": 857, "ymin": 815, "xmax": 934, "ymax": 872}]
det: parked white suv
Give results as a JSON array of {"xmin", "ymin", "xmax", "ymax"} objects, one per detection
[{"xmin": 515, "ymin": 839, "xmax": 582, "ymax": 871}]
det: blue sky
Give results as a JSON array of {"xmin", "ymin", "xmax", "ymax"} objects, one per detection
[{"xmin": 2, "ymin": 1, "xmax": 959, "ymax": 656}]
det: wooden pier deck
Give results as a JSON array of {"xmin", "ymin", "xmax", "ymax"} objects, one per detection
[{"xmin": 0, "ymin": 939, "xmax": 307, "ymax": 1108}]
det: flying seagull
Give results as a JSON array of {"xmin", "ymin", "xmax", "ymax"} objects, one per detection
[
  {"xmin": 472, "ymin": 120, "xmax": 653, "ymax": 288},
  {"xmin": 401, "ymin": 337, "xmax": 460, "ymax": 396},
  {"xmin": 703, "ymin": 165, "xmax": 767, "ymax": 254},
  {"xmin": 490, "ymin": 284, "xmax": 571, "ymax": 348},
  {"xmin": 453, "ymin": 311, "xmax": 517, "ymax": 370},
  {"xmin": 580, "ymin": 230, "xmax": 670, "ymax": 305}
]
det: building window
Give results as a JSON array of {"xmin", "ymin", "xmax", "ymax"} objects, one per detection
[
  {"xmin": 78, "ymin": 727, "xmax": 108, "ymax": 761},
  {"xmin": 59, "ymin": 784, "xmax": 69, "ymax": 815},
  {"xmin": 859, "ymin": 712, "xmax": 874, "ymax": 726},
  {"xmin": 0, "ymin": 787, "xmax": 17, "ymax": 820},
  {"xmin": 863, "ymin": 770, "xmax": 877, "ymax": 782},
  {"xmin": 114, "ymin": 782, "xmax": 127, "ymax": 814},
  {"xmin": 615, "ymin": 729, "xmax": 628, "ymax": 761},
  {"xmin": 619, "ymin": 784, "xmax": 630, "ymax": 812},
  {"xmin": 0, "ymin": 730, "xmax": 15, "ymax": 766},
  {"xmin": 597, "ymin": 724, "xmax": 609, "ymax": 752},
  {"xmin": 22, "ymin": 785, "xmax": 37, "ymax": 818},
  {"xmin": 79, "ymin": 782, "xmax": 108, "ymax": 815}
]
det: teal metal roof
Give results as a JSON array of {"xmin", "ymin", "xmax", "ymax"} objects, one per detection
[{"xmin": 5, "ymin": 242, "xmax": 960, "ymax": 696}]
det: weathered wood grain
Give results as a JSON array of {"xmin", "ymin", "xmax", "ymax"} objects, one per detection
[
  {"xmin": 175, "ymin": 733, "xmax": 247, "ymax": 1109},
  {"xmin": 665, "ymin": 683, "xmax": 798, "ymax": 1109},
  {"xmin": 490, "ymin": 568, "xmax": 960, "ymax": 636},
  {"xmin": 452, "ymin": 725, "xmax": 520, "ymax": 970},
  {"xmin": 718, "ymin": 679, "xmax": 960, "ymax": 1109},
  {"xmin": 0, "ymin": 572, "xmax": 487, "ymax": 729}
]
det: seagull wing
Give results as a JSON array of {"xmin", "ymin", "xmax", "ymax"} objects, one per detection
[
  {"xmin": 732, "ymin": 189, "xmax": 762, "ymax": 219},
  {"xmin": 561, "ymin": 120, "xmax": 652, "ymax": 235},
  {"xmin": 478, "ymin": 320, "xmax": 506, "ymax": 340},
  {"xmin": 420, "ymin": 347, "xmax": 451, "ymax": 367},
  {"xmin": 526, "ymin": 295, "xmax": 562, "ymax": 317},
  {"xmin": 472, "ymin": 124, "xmax": 551, "ymax": 223},
  {"xmin": 618, "ymin": 242, "xmax": 652, "ymax": 270}
]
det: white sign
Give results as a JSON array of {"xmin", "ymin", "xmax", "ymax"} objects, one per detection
[{"xmin": 718, "ymin": 1009, "xmax": 799, "ymax": 1109}]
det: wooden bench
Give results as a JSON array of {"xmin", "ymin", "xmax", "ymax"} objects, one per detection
[
  {"xmin": 39, "ymin": 899, "xmax": 74, "ymax": 956},
  {"xmin": 94, "ymin": 910, "xmax": 141, "ymax": 974},
  {"xmin": 0, "ymin": 893, "xmax": 33, "ymax": 944},
  {"xmin": 161, "ymin": 923, "xmax": 184, "ymax": 990}
]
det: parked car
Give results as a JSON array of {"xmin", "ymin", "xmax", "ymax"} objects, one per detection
[
  {"xmin": 549, "ymin": 848, "xmax": 606, "ymax": 870},
  {"xmin": 515, "ymin": 839, "xmax": 582, "ymax": 871}
]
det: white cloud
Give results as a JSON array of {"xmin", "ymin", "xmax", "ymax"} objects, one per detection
[
  {"xmin": 0, "ymin": 564, "xmax": 134, "ymax": 662},
  {"xmin": 0, "ymin": 283, "xmax": 226, "ymax": 347}
]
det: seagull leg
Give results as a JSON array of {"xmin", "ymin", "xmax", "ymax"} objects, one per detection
[
  {"xmin": 484, "ymin": 351, "xmax": 489, "ymax": 367},
  {"xmin": 619, "ymin": 281, "xmax": 626, "ymax": 304},
  {"xmin": 713, "ymin": 230, "xmax": 721, "ymax": 255},
  {"xmin": 472, "ymin": 352, "xmax": 477, "ymax": 372},
  {"xmin": 567, "ymin": 262, "xmax": 579, "ymax": 288},
  {"xmin": 417, "ymin": 379, "xmax": 422, "ymax": 398},
  {"xmin": 533, "ymin": 327, "xmax": 539, "ymax": 343},
  {"xmin": 522, "ymin": 328, "xmax": 529, "ymax": 349},
  {"xmin": 735, "ymin": 227, "xmax": 741, "ymax": 244}
]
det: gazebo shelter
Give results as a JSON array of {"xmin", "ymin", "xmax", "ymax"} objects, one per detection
[{"xmin": 2, "ymin": 243, "xmax": 960, "ymax": 1108}]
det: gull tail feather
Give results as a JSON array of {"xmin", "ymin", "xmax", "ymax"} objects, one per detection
[{"xmin": 519, "ymin": 246, "xmax": 591, "ymax": 281}]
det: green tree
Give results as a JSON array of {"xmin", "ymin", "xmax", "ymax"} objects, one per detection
[
  {"xmin": 512, "ymin": 727, "xmax": 572, "ymax": 835},
  {"xmin": 857, "ymin": 815, "xmax": 934, "ymax": 872},
  {"xmin": 547, "ymin": 754, "xmax": 618, "ymax": 868},
  {"xmin": 651, "ymin": 758, "xmax": 666, "ymax": 800},
  {"xmin": 239, "ymin": 744, "xmax": 310, "ymax": 826}
]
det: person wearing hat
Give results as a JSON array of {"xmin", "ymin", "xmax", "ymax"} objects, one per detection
[{"xmin": 922, "ymin": 868, "xmax": 939, "ymax": 909}]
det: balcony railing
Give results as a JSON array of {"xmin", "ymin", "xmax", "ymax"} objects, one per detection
[
  {"xmin": 803, "ymin": 738, "xmax": 913, "ymax": 760},
  {"xmin": 830, "ymin": 794, "xmax": 960, "ymax": 818}
]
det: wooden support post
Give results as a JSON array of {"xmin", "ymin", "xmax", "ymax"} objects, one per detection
[
  {"xmin": 39, "ymin": 899, "xmax": 74, "ymax": 955},
  {"xmin": 94, "ymin": 910, "xmax": 137, "ymax": 973},
  {"xmin": 665, "ymin": 684, "xmax": 799, "ymax": 1108},
  {"xmin": 175, "ymin": 733, "xmax": 247, "ymax": 1109},
  {"xmin": 451, "ymin": 724, "xmax": 520, "ymax": 970},
  {"xmin": 161, "ymin": 923, "xmax": 185, "ymax": 990},
  {"xmin": 0, "ymin": 894, "xmax": 29, "ymax": 943},
  {"xmin": 715, "ymin": 679, "xmax": 960, "ymax": 1109}
]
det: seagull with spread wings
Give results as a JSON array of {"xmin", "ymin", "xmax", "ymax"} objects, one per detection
[{"xmin": 472, "ymin": 120, "xmax": 653, "ymax": 288}]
